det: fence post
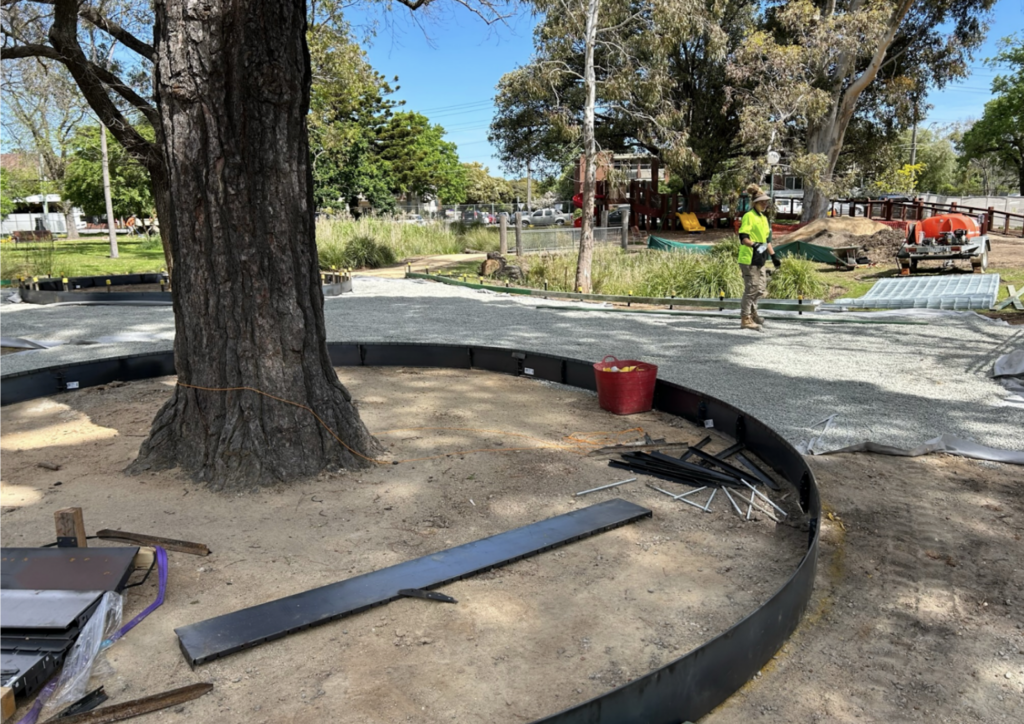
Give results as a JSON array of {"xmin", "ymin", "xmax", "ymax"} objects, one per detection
[
  {"xmin": 621, "ymin": 208, "xmax": 629, "ymax": 250},
  {"xmin": 499, "ymin": 213, "xmax": 508, "ymax": 255},
  {"xmin": 514, "ymin": 212, "xmax": 523, "ymax": 256},
  {"xmin": 600, "ymin": 208, "xmax": 608, "ymax": 229},
  {"xmin": 987, "ymin": 206, "xmax": 995, "ymax": 235},
  {"xmin": 884, "ymin": 199, "xmax": 892, "ymax": 221}
]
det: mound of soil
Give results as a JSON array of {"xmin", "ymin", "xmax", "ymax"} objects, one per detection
[
  {"xmin": 785, "ymin": 217, "xmax": 889, "ymax": 242},
  {"xmin": 807, "ymin": 227, "xmax": 906, "ymax": 257}
]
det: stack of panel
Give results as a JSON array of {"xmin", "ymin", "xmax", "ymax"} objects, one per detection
[{"xmin": 0, "ymin": 547, "xmax": 137, "ymax": 699}]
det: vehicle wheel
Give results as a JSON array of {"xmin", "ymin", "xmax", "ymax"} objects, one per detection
[
  {"xmin": 972, "ymin": 251, "xmax": 988, "ymax": 273},
  {"xmin": 556, "ymin": 219, "xmax": 566, "ymax": 226}
]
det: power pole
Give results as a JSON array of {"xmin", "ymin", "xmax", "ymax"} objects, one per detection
[
  {"xmin": 38, "ymin": 153, "xmax": 49, "ymax": 230},
  {"xmin": 100, "ymin": 122, "xmax": 119, "ymax": 258},
  {"xmin": 909, "ymin": 108, "xmax": 918, "ymax": 167}
]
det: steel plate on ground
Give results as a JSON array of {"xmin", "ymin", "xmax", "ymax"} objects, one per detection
[
  {"xmin": 0, "ymin": 589, "xmax": 104, "ymax": 631},
  {"xmin": 0, "ymin": 548, "xmax": 138, "ymax": 592},
  {"xmin": 176, "ymin": 498, "xmax": 652, "ymax": 666}
]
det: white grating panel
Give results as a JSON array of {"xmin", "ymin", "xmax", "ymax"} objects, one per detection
[{"xmin": 837, "ymin": 274, "xmax": 1000, "ymax": 310}]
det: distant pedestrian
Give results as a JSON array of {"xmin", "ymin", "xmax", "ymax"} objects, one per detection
[{"xmin": 737, "ymin": 185, "xmax": 781, "ymax": 331}]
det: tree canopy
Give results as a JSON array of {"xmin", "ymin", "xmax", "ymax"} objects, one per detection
[
  {"xmin": 960, "ymin": 34, "xmax": 1024, "ymax": 194},
  {"xmin": 63, "ymin": 123, "xmax": 155, "ymax": 217},
  {"xmin": 378, "ymin": 111, "xmax": 467, "ymax": 204}
]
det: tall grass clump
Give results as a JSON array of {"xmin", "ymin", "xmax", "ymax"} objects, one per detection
[
  {"xmin": 519, "ymin": 247, "xmax": 742, "ymax": 298},
  {"xmin": 316, "ymin": 216, "xmax": 506, "ymax": 269},
  {"xmin": 767, "ymin": 256, "xmax": 827, "ymax": 299},
  {"xmin": 321, "ymin": 235, "xmax": 396, "ymax": 269}
]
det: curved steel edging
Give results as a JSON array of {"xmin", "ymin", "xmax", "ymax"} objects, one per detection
[{"xmin": 0, "ymin": 342, "xmax": 819, "ymax": 724}]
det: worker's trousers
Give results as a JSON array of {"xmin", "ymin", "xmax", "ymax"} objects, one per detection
[{"xmin": 740, "ymin": 264, "xmax": 766, "ymax": 317}]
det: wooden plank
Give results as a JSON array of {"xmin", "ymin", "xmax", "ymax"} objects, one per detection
[
  {"xmin": 132, "ymin": 546, "xmax": 156, "ymax": 570},
  {"xmin": 95, "ymin": 529, "xmax": 210, "ymax": 556},
  {"xmin": 51, "ymin": 684, "xmax": 212, "ymax": 724},
  {"xmin": 54, "ymin": 507, "xmax": 87, "ymax": 547},
  {"xmin": 1, "ymin": 686, "xmax": 14, "ymax": 723}
]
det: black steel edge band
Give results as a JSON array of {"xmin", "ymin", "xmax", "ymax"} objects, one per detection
[
  {"xmin": 18, "ymin": 288, "xmax": 173, "ymax": 305},
  {"xmin": 29, "ymin": 273, "xmax": 164, "ymax": 292},
  {"xmin": 0, "ymin": 343, "xmax": 819, "ymax": 724}
]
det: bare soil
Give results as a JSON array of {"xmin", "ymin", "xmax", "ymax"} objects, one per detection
[
  {"xmin": 2, "ymin": 369, "xmax": 1021, "ymax": 723},
  {"xmin": 1, "ymin": 368, "xmax": 803, "ymax": 723}
]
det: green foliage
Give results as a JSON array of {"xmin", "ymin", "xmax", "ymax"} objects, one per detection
[
  {"xmin": 462, "ymin": 162, "xmax": 516, "ymax": 204},
  {"xmin": 315, "ymin": 218, "xmax": 502, "ymax": 270},
  {"xmin": 325, "ymin": 235, "xmax": 396, "ymax": 269},
  {"xmin": 519, "ymin": 246, "xmax": 744, "ymax": 298},
  {"xmin": 378, "ymin": 112, "xmax": 467, "ymax": 204},
  {"xmin": 307, "ymin": 16, "xmax": 399, "ymax": 212},
  {"xmin": 766, "ymin": 256, "xmax": 827, "ymax": 299},
  {"xmin": 959, "ymin": 34, "xmax": 1024, "ymax": 194},
  {"xmin": 0, "ymin": 167, "xmax": 17, "ymax": 218},
  {"xmin": 488, "ymin": 66, "xmax": 568, "ymax": 185},
  {"xmin": 64, "ymin": 124, "xmax": 155, "ymax": 217},
  {"xmin": 730, "ymin": 0, "xmax": 997, "ymax": 212}
]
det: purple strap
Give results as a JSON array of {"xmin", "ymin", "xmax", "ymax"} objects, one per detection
[
  {"xmin": 16, "ymin": 679, "xmax": 57, "ymax": 724},
  {"xmin": 103, "ymin": 546, "xmax": 168, "ymax": 648}
]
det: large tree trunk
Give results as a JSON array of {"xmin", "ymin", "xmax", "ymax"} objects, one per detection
[
  {"xmin": 130, "ymin": 0, "xmax": 381, "ymax": 488},
  {"xmin": 574, "ymin": 0, "xmax": 599, "ymax": 294}
]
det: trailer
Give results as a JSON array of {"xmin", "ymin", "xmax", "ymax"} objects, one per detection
[{"xmin": 896, "ymin": 213, "xmax": 990, "ymax": 275}]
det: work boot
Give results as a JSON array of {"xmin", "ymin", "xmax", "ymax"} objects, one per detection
[
  {"xmin": 752, "ymin": 311, "xmax": 766, "ymax": 326},
  {"xmin": 741, "ymin": 315, "xmax": 762, "ymax": 331}
]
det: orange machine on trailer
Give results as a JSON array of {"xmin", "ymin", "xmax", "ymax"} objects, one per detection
[{"xmin": 896, "ymin": 213, "xmax": 990, "ymax": 275}]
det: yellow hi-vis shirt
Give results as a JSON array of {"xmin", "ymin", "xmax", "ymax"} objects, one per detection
[{"xmin": 737, "ymin": 209, "xmax": 770, "ymax": 265}]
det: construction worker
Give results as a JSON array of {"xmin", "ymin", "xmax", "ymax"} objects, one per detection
[{"xmin": 737, "ymin": 186, "xmax": 781, "ymax": 331}]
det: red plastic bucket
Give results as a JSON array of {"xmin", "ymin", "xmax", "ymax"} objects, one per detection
[{"xmin": 593, "ymin": 356, "xmax": 658, "ymax": 415}]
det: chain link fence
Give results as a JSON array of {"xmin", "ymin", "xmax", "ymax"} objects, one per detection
[{"xmin": 515, "ymin": 227, "xmax": 621, "ymax": 252}]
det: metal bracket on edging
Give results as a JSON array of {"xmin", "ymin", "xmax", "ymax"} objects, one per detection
[{"xmin": 0, "ymin": 343, "xmax": 820, "ymax": 724}]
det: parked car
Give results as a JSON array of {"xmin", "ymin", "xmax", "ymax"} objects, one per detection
[
  {"xmin": 461, "ymin": 209, "xmax": 489, "ymax": 225},
  {"xmin": 525, "ymin": 208, "xmax": 572, "ymax": 226}
]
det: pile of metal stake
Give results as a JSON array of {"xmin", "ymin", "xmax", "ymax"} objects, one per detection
[{"xmin": 608, "ymin": 436, "xmax": 789, "ymax": 522}]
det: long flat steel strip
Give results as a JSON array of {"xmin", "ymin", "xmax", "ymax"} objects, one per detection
[{"xmin": 176, "ymin": 499, "xmax": 651, "ymax": 666}]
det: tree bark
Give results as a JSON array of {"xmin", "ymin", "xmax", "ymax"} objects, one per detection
[
  {"xmin": 63, "ymin": 204, "xmax": 79, "ymax": 239},
  {"xmin": 129, "ymin": 0, "xmax": 380, "ymax": 488},
  {"xmin": 574, "ymin": 0, "xmax": 599, "ymax": 294}
]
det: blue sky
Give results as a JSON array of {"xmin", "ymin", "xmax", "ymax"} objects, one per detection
[{"xmin": 349, "ymin": 0, "xmax": 1024, "ymax": 177}]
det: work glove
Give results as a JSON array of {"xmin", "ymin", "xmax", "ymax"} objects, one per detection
[{"xmin": 771, "ymin": 254, "xmax": 781, "ymax": 269}]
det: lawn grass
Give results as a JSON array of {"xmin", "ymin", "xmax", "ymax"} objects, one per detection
[{"xmin": 1, "ymin": 236, "xmax": 166, "ymax": 281}]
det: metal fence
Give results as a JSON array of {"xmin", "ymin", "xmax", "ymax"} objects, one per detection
[
  {"xmin": 391, "ymin": 202, "xmax": 574, "ymax": 221},
  {"xmin": 516, "ymin": 227, "xmax": 621, "ymax": 252}
]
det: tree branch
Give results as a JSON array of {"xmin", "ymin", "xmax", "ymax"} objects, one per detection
[
  {"xmin": 77, "ymin": 5, "xmax": 154, "ymax": 61},
  {"xmin": 48, "ymin": 0, "xmax": 159, "ymax": 167},
  {"xmin": 2, "ymin": 41, "xmax": 158, "ymax": 127}
]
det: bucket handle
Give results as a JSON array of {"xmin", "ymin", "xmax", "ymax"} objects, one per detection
[{"xmin": 600, "ymin": 355, "xmax": 620, "ymax": 364}]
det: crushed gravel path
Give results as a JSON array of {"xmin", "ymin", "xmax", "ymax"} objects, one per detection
[{"xmin": 2, "ymin": 277, "xmax": 1022, "ymax": 454}]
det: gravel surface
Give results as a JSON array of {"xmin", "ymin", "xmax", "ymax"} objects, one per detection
[{"xmin": 3, "ymin": 277, "xmax": 1022, "ymax": 454}]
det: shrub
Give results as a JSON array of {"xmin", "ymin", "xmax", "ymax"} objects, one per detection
[
  {"xmin": 333, "ymin": 235, "xmax": 396, "ymax": 269},
  {"xmin": 681, "ymin": 253, "xmax": 743, "ymax": 298},
  {"xmin": 767, "ymin": 256, "xmax": 827, "ymax": 299}
]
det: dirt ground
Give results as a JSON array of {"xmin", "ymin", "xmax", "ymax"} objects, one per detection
[
  {"xmin": 1, "ymin": 368, "xmax": 803, "ymax": 723},
  {"xmin": 2, "ymin": 369, "xmax": 1021, "ymax": 723}
]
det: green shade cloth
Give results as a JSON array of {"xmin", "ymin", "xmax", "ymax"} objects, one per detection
[
  {"xmin": 773, "ymin": 240, "xmax": 844, "ymax": 264},
  {"xmin": 647, "ymin": 236, "xmax": 714, "ymax": 254}
]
